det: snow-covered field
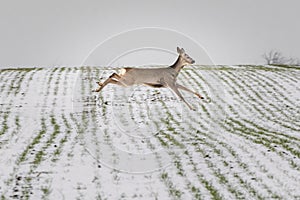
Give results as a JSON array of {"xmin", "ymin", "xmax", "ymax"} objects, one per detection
[{"xmin": 0, "ymin": 65, "xmax": 299, "ymax": 199}]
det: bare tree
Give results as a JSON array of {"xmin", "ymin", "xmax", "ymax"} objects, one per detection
[
  {"xmin": 263, "ymin": 50, "xmax": 300, "ymax": 66},
  {"xmin": 286, "ymin": 57, "xmax": 300, "ymax": 66},
  {"xmin": 262, "ymin": 50, "xmax": 286, "ymax": 65}
]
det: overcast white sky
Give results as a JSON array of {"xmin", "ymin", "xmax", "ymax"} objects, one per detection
[{"xmin": 0, "ymin": 0, "xmax": 299, "ymax": 68}]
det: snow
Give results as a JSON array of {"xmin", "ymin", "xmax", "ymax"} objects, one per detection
[{"xmin": 0, "ymin": 65, "xmax": 299, "ymax": 199}]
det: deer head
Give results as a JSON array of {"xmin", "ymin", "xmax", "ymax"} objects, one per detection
[{"xmin": 177, "ymin": 47, "xmax": 195, "ymax": 66}]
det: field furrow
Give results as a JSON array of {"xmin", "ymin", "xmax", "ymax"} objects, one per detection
[{"xmin": 0, "ymin": 65, "xmax": 299, "ymax": 199}]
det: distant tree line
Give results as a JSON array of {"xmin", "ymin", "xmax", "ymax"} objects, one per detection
[{"xmin": 262, "ymin": 50, "xmax": 300, "ymax": 66}]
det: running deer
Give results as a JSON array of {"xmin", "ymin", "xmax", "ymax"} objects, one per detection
[{"xmin": 93, "ymin": 47, "xmax": 205, "ymax": 110}]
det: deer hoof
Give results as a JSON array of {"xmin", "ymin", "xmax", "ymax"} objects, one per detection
[
  {"xmin": 189, "ymin": 106, "xmax": 196, "ymax": 111},
  {"xmin": 196, "ymin": 93, "xmax": 204, "ymax": 99}
]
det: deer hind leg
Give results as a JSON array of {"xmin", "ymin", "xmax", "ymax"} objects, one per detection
[
  {"xmin": 177, "ymin": 84, "xmax": 204, "ymax": 99},
  {"xmin": 93, "ymin": 73, "xmax": 123, "ymax": 92},
  {"xmin": 168, "ymin": 84, "xmax": 195, "ymax": 110}
]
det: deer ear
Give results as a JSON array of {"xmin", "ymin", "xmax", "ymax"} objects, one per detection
[{"xmin": 177, "ymin": 47, "xmax": 181, "ymax": 54}]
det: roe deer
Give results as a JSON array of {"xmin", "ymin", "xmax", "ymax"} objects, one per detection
[{"xmin": 93, "ymin": 47, "xmax": 205, "ymax": 110}]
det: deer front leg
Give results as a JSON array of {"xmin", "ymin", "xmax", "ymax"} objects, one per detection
[
  {"xmin": 92, "ymin": 73, "xmax": 122, "ymax": 92},
  {"xmin": 177, "ymin": 84, "xmax": 204, "ymax": 99},
  {"xmin": 168, "ymin": 84, "xmax": 195, "ymax": 110}
]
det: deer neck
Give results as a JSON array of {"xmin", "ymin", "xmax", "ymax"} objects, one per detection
[{"xmin": 170, "ymin": 56, "xmax": 185, "ymax": 74}]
